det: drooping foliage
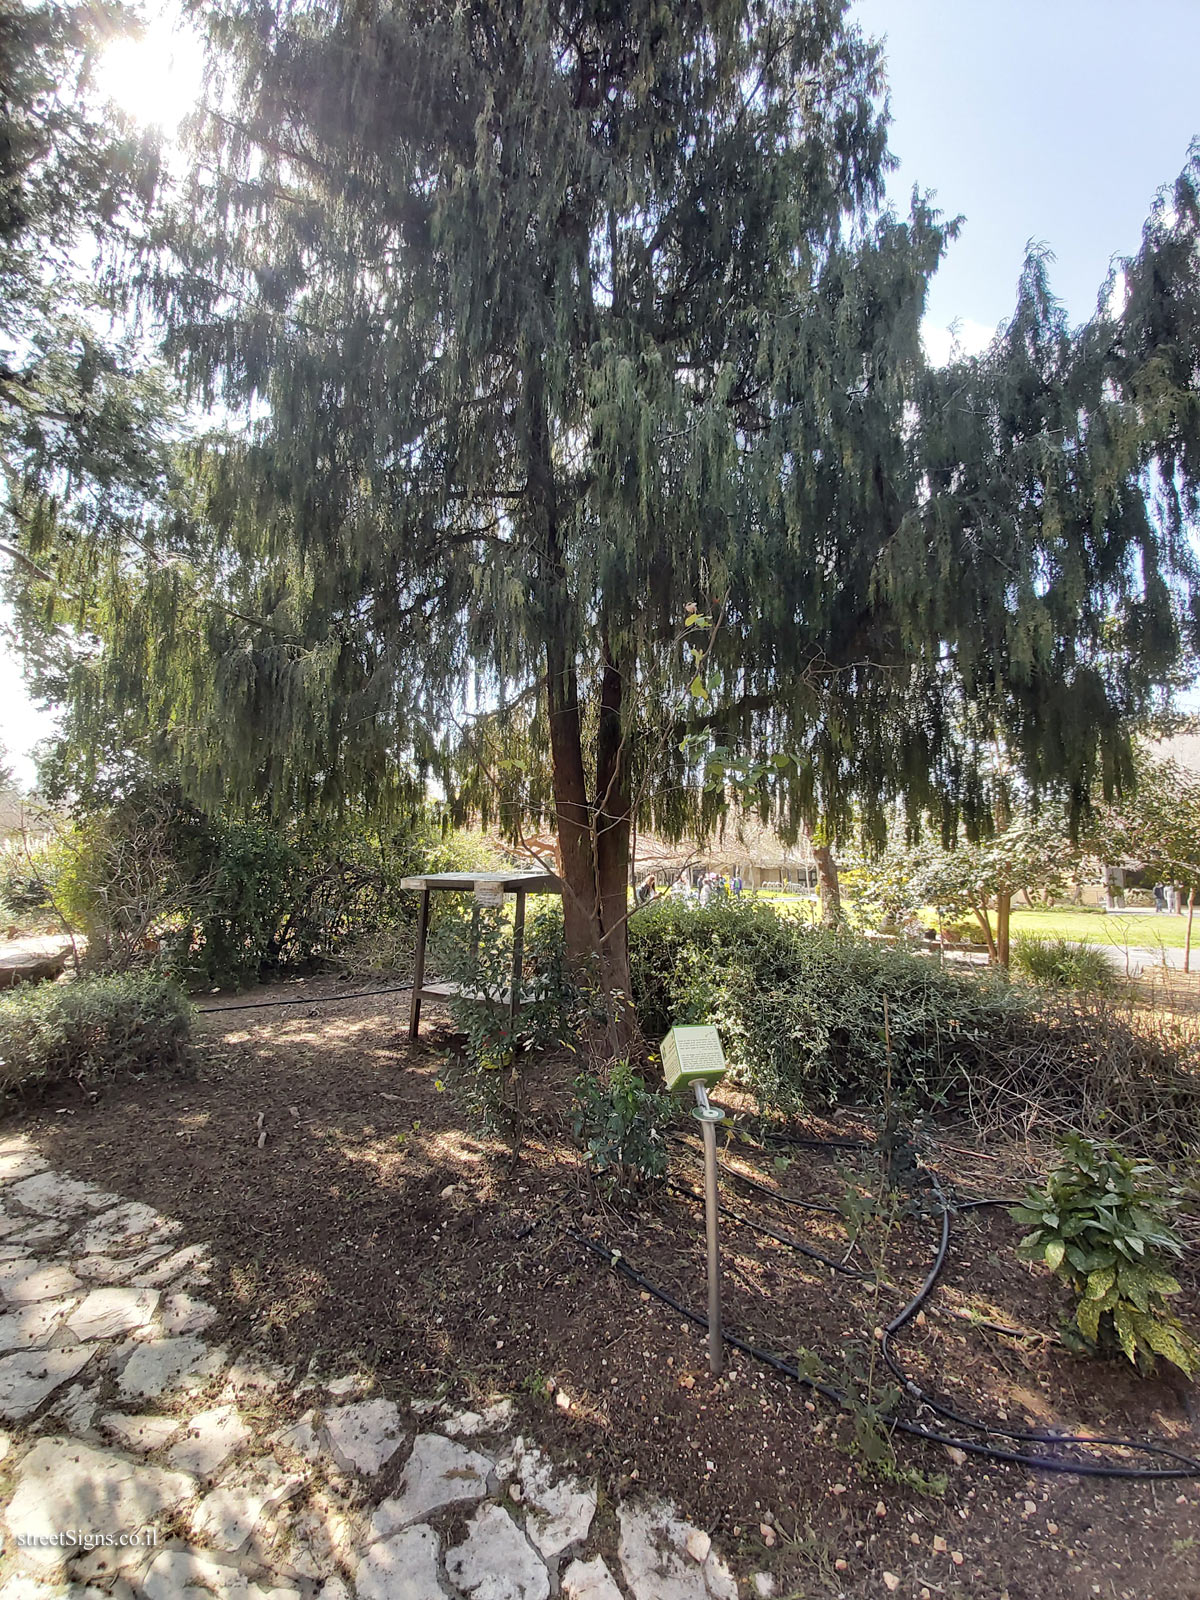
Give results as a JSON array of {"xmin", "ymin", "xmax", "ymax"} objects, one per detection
[
  {"xmin": 8, "ymin": 3, "xmax": 1200, "ymax": 1024},
  {"xmin": 0, "ymin": 1, "xmax": 172, "ymax": 564}
]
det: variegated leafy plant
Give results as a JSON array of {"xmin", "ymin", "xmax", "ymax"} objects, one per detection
[{"xmin": 1012, "ymin": 1134, "xmax": 1198, "ymax": 1377}]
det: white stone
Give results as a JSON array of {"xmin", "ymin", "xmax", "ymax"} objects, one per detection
[
  {"xmin": 319, "ymin": 1578, "xmax": 353, "ymax": 1600},
  {"xmin": 442, "ymin": 1398, "xmax": 515, "ymax": 1438},
  {"xmin": 325, "ymin": 1373, "xmax": 367, "ymax": 1397},
  {"xmin": 704, "ymin": 1551, "xmax": 738, "ymax": 1600},
  {"xmin": 10, "ymin": 1220, "xmax": 68, "ymax": 1248},
  {"xmin": 117, "ymin": 1335, "xmax": 210, "ymax": 1401},
  {"xmin": 273, "ymin": 1411, "xmax": 323, "ymax": 1462},
  {"xmin": 0, "ymin": 1147, "xmax": 48, "ymax": 1184},
  {"xmin": 71, "ymin": 1243, "xmax": 174, "ymax": 1284},
  {"xmin": 4, "ymin": 1437, "xmax": 195, "ymax": 1573},
  {"xmin": 684, "ymin": 1529, "xmax": 711, "ymax": 1564},
  {"xmin": 6, "ymin": 1172, "xmax": 109, "ymax": 1217},
  {"xmin": 618, "ymin": 1501, "xmax": 721, "ymax": 1600},
  {"xmin": 0, "ymin": 1261, "xmax": 81, "ymax": 1304},
  {"xmin": 0, "ymin": 1427, "xmax": 9, "ymax": 1460},
  {"xmin": 66, "ymin": 1286, "xmax": 160, "ymax": 1342},
  {"xmin": 158, "ymin": 1293, "xmax": 217, "ymax": 1335},
  {"xmin": 130, "ymin": 1243, "xmax": 211, "ymax": 1288},
  {"xmin": 100, "ymin": 1412, "xmax": 182, "ymax": 1452},
  {"xmin": 221, "ymin": 1355, "xmax": 288, "ymax": 1395},
  {"xmin": 0, "ymin": 1345, "xmax": 95, "ymax": 1421},
  {"xmin": 191, "ymin": 1461, "xmax": 304, "ymax": 1552},
  {"xmin": 510, "ymin": 1441, "xmax": 596, "ymax": 1560},
  {"xmin": 355, "ymin": 1524, "xmax": 444, "ymax": 1600},
  {"xmin": 166, "ymin": 1403, "xmax": 251, "ymax": 1477},
  {"xmin": 0, "ymin": 1296, "xmax": 76, "ymax": 1354},
  {"xmin": 75, "ymin": 1203, "xmax": 174, "ymax": 1258},
  {"xmin": 752, "ymin": 1575, "xmax": 775, "ymax": 1598},
  {"xmin": 562, "ymin": 1557, "xmax": 625, "ymax": 1600},
  {"xmin": 51, "ymin": 1381, "xmax": 100, "ymax": 1433},
  {"xmin": 367, "ymin": 1434, "xmax": 492, "ymax": 1537},
  {"xmin": 324, "ymin": 1399, "xmax": 406, "ymax": 1476},
  {"xmin": 0, "ymin": 1581, "xmax": 109, "ymax": 1599},
  {"xmin": 446, "ymin": 1504, "xmax": 549, "ymax": 1600},
  {"xmin": 142, "ymin": 1547, "xmax": 300, "ymax": 1600}
]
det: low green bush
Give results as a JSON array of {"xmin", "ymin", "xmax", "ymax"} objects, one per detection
[
  {"xmin": 1012, "ymin": 935, "xmax": 1115, "ymax": 993},
  {"xmin": 630, "ymin": 898, "xmax": 1026, "ymax": 1111},
  {"xmin": 0, "ymin": 973, "xmax": 193, "ymax": 1096},
  {"xmin": 572, "ymin": 1060, "xmax": 676, "ymax": 1196},
  {"xmin": 434, "ymin": 903, "xmax": 578, "ymax": 1141},
  {"xmin": 1012, "ymin": 1133, "xmax": 1199, "ymax": 1376}
]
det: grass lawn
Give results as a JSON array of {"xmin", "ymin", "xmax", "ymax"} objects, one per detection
[{"xmin": 1007, "ymin": 904, "xmax": 1193, "ymax": 950}]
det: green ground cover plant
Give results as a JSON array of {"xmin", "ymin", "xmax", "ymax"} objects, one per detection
[
  {"xmin": 1012, "ymin": 1134, "xmax": 1199, "ymax": 1376},
  {"xmin": 0, "ymin": 972, "xmax": 192, "ymax": 1096}
]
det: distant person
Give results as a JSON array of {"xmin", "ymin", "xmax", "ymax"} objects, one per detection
[
  {"xmin": 731, "ymin": 873, "xmax": 743, "ymax": 896},
  {"xmin": 636, "ymin": 873, "xmax": 657, "ymax": 905},
  {"xmin": 699, "ymin": 874, "xmax": 712, "ymax": 908},
  {"xmin": 1153, "ymin": 882, "xmax": 1166, "ymax": 914}
]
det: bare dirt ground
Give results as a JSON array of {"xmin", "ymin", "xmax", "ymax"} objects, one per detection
[{"xmin": 5, "ymin": 971, "xmax": 1199, "ymax": 1600}]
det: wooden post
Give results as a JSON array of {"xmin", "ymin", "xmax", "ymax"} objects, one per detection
[
  {"xmin": 509, "ymin": 890, "xmax": 526, "ymax": 1027},
  {"xmin": 408, "ymin": 888, "xmax": 431, "ymax": 1040}
]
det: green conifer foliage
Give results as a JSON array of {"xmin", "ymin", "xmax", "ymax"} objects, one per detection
[{"xmin": 13, "ymin": 6, "xmax": 1200, "ymax": 1042}]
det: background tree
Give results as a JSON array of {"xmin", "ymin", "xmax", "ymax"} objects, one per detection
[
  {"xmin": 1092, "ymin": 749, "xmax": 1200, "ymax": 970},
  {"xmin": 10, "ymin": 5, "xmax": 1200, "ymax": 1049}
]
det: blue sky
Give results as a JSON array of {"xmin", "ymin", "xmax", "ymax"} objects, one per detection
[
  {"xmin": 3, "ymin": 2, "xmax": 1198, "ymax": 785},
  {"xmin": 852, "ymin": 0, "xmax": 1200, "ymax": 352}
]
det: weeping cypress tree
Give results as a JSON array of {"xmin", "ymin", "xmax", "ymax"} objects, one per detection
[{"xmin": 13, "ymin": 5, "xmax": 1200, "ymax": 1041}]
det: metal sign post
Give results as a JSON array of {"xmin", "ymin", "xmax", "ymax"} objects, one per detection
[
  {"xmin": 660, "ymin": 1024, "xmax": 728, "ymax": 1378},
  {"xmin": 691, "ymin": 1081, "xmax": 724, "ymax": 1377}
]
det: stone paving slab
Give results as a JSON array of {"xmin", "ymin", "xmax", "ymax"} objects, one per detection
[
  {"xmin": 367, "ymin": 1434, "xmax": 492, "ymax": 1537},
  {"xmin": 5, "ymin": 1436, "xmax": 196, "ymax": 1575},
  {"xmin": 0, "ymin": 1133, "xmax": 747, "ymax": 1600}
]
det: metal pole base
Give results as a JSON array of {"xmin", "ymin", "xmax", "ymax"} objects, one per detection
[{"xmin": 691, "ymin": 1083, "xmax": 724, "ymax": 1376}]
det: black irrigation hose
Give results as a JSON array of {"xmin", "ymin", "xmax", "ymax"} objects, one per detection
[
  {"xmin": 714, "ymin": 1112, "xmax": 870, "ymax": 1152},
  {"xmin": 666, "ymin": 1178, "xmax": 872, "ymax": 1280},
  {"xmin": 564, "ymin": 1154, "xmax": 1200, "ymax": 1479},
  {"xmin": 564, "ymin": 1226, "xmax": 1200, "ymax": 1477},
  {"xmin": 196, "ymin": 984, "xmax": 411, "ymax": 1015},
  {"xmin": 670, "ymin": 1134, "xmax": 842, "ymax": 1215},
  {"xmin": 876, "ymin": 1177, "xmax": 1200, "ymax": 1473}
]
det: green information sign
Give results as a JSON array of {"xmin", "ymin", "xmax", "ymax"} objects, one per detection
[{"xmin": 660, "ymin": 1025, "xmax": 727, "ymax": 1092}]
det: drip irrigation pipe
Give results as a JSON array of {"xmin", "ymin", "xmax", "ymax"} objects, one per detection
[
  {"xmin": 670, "ymin": 1134, "xmax": 842, "ymax": 1215},
  {"xmin": 565, "ymin": 1224, "xmax": 1200, "ymax": 1478},
  {"xmin": 666, "ymin": 1179, "xmax": 871, "ymax": 1280},
  {"xmin": 196, "ymin": 984, "xmax": 410, "ymax": 1015},
  {"xmin": 561, "ymin": 1131, "xmax": 1200, "ymax": 1480},
  {"xmin": 713, "ymin": 1113, "xmax": 870, "ymax": 1152},
  {"xmin": 875, "ymin": 1176, "xmax": 1200, "ymax": 1471}
]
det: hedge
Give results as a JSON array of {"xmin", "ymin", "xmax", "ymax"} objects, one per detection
[{"xmin": 0, "ymin": 973, "xmax": 193, "ymax": 1096}]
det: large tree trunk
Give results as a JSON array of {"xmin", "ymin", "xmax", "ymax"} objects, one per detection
[
  {"xmin": 594, "ymin": 641, "xmax": 634, "ymax": 1005},
  {"xmin": 529, "ymin": 363, "xmax": 637, "ymax": 1058}
]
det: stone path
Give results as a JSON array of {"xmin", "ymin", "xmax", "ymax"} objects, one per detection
[{"xmin": 0, "ymin": 1135, "xmax": 760, "ymax": 1600}]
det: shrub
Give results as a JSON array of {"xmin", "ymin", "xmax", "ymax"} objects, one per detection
[
  {"xmin": 1012, "ymin": 1133, "xmax": 1199, "ymax": 1377},
  {"xmin": 435, "ymin": 903, "xmax": 577, "ymax": 1140},
  {"xmin": 1012, "ymin": 935, "xmax": 1115, "ymax": 993},
  {"xmin": 629, "ymin": 898, "xmax": 1026, "ymax": 1110},
  {"xmin": 572, "ymin": 1060, "xmax": 676, "ymax": 1195},
  {"xmin": 0, "ymin": 973, "xmax": 193, "ymax": 1096}
]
